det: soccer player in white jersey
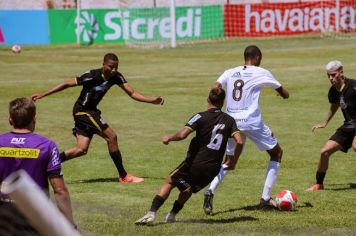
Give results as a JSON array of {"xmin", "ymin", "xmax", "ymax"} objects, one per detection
[{"xmin": 203, "ymin": 45, "xmax": 289, "ymax": 214}]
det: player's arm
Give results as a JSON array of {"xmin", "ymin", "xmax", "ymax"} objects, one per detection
[
  {"xmin": 49, "ymin": 176, "xmax": 76, "ymax": 227},
  {"xmin": 312, "ymin": 103, "xmax": 339, "ymax": 132},
  {"xmin": 120, "ymin": 83, "xmax": 164, "ymax": 105},
  {"xmin": 162, "ymin": 127, "xmax": 193, "ymax": 145},
  {"xmin": 232, "ymin": 131, "xmax": 244, "ymax": 158},
  {"xmin": 31, "ymin": 79, "xmax": 77, "ymax": 101},
  {"xmin": 275, "ymin": 86, "xmax": 289, "ymax": 99}
]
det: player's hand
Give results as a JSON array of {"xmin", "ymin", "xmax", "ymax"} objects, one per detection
[
  {"xmin": 312, "ymin": 123, "xmax": 326, "ymax": 132},
  {"xmin": 31, "ymin": 93, "xmax": 44, "ymax": 102},
  {"xmin": 152, "ymin": 96, "xmax": 164, "ymax": 105},
  {"xmin": 162, "ymin": 135, "xmax": 170, "ymax": 145}
]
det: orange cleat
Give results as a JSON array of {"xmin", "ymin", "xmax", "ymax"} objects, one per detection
[
  {"xmin": 306, "ymin": 184, "xmax": 324, "ymax": 192},
  {"xmin": 118, "ymin": 173, "xmax": 144, "ymax": 183}
]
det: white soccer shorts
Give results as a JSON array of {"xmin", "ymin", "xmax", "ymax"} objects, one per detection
[{"xmin": 226, "ymin": 123, "xmax": 278, "ymax": 155}]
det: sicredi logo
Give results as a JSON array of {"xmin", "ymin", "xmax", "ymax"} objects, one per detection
[
  {"xmin": 10, "ymin": 137, "xmax": 26, "ymax": 145},
  {"xmin": 75, "ymin": 12, "xmax": 99, "ymax": 43}
]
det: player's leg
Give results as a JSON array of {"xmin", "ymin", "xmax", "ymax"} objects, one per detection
[
  {"xmin": 60, "ymin": 110, "xmax": 101, "ymax": 162},
  {"xmin": 352, "ymin": 135, "xmax": 356, "ymax": 151},
  {"xmin": 100, "ymin": 126, "xmax": 143, "ymax": 183},
  {"xmin": 261, "ymin": 143, "xmax": 282, "ymax": 208},
  {"xmin": 306, "ymin": 140, "xmax": 341, "ymax": 191},
  {"xmin": 307, "ymin": 126, "xmax": 353, "ymax": 191},
  {"xmin": 203, "ymin": 136, "xmax": 245, "ymax": 214},
  {"xmin": 245, "ymin": 125, "xmax": 279, "ymax": 208},
  {"xmin": 135, "ymin": 177, "xmax": 175, "ymax": 225},
  {"xmin": 165, "ymin": 187, "xmax": 193, "ymax": 223},
  {"xmin": 60, "ymin": 134, "xmax": 91, "ymax": 162},
  {"xmin": 203, "ymin": 155, "xmax": 231, "ymax": 215}
]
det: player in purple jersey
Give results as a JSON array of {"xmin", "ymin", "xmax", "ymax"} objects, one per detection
[
  {"xmin": 135, "ymin": 88, "xmax": 243, "ymax": 225},
  {"xmin": 307, "ymin": 60, "xmax": 356, "ymax": 192},
  {"xmin": 0, "ymin": 97, "xmax": 75, "ymax": 233},
  {"xmin": 31, "ymin": 53, "xmax": 164, "ymax": 183}
]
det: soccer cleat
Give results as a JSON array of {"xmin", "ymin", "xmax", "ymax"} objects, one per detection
[
  {"xmin": 203, "ymin": 189, "xmax": 214, "ymax": 215},
  {"xmin": 135, "ymin": 212, "xmax": 155, "ymax": 225},
  {"xmin": 118, "ymin": 173, "xmax": 144, "ymax": 183},
  {"xmin": 306, "ymin": 184, "xmax": 324, "ymax": 192},
  {"xmin": 165, "ymin": 212, "xmax": 176, "ymax": 223},
  {"xmin": 259, "ymin": 197, "xmax": 278, "ymax": 210}
]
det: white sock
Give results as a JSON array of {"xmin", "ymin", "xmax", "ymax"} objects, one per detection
[
  {"xmin": 208, "ymin": 164, "xmax": 229, "ymax": 194},
  {"xmin": 261, "ymin": 161, "xmax": 280, "ymax": 201},
  {"xmin": 147, "ymin": 211, "xmax": 156, "ymax": 217}
]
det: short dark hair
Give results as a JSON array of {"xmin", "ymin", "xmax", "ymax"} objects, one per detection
[
  {"xmin": 244, "ymin": 45, "xmax": 262, "ymax": 60},
  {"xmin": 208, "ymin": 88, "xmax": 225, "ymax": 107},
  {"xmin": 103, "ymin": 53, "xmax": 118, "ymax": 62},
  {"xmin": 9, "ymin": 97, "xmax": 36, "ymax": 129}
]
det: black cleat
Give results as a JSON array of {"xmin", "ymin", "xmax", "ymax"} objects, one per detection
[
  {"xmin": 258, "ymin": 197, "xmax": 278, "ymax": 210},
  {"xmin": 203, "ymin": 190, "xmax": 214, "ymax": 215}
]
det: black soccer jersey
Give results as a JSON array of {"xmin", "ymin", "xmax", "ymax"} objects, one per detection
[
  {"xmin": 74, "ymin": 68, "xmax": 127, "ymax": 110},
  {"xmin": 184, "ymin": 108, "xmax": 239, "ymax": 169},
  {"xmin": 328, "ymin": 78, "xmax": 356, "ymax": 123}
]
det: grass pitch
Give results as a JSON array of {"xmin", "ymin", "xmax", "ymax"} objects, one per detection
[{"xmin": 0, "ymin": 36, "xmax": 356, "ymax": 235}]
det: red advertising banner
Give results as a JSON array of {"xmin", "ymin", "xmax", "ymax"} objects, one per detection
[{"xmin": 225, "ymin": 1, "xmax": 356, "ymax": 37}]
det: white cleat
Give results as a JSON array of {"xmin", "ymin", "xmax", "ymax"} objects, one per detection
[{"xmin": 135, "ymin": 212, "xmax": 155, "ymax": 225}]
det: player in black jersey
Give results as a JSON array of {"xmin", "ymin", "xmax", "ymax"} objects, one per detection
[
  {"xmin": 307, "ymin": 60, "xmax": 356, "ymax": 191},
  {"xmin": 31, "ymin": 53, "xmax": 164, "ymax": 183},
  {"xmin": 135, "ymin": 88, "xmax": 243, "ymax": 225}
]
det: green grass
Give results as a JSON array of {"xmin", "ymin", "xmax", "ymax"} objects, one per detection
[{"xmin": 1, "ymin": 36, "xmax": 356, "ymax": 235}]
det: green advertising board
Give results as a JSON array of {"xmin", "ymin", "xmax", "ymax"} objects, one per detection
[{"xmin": 48, "ymin": 5, "xmax": 223, "ymax": 44}]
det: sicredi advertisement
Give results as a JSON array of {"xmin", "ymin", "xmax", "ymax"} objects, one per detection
[
  {"xmin": 48, "ymin": 5, "xmax": 223, "ymax": 44},
  {"xmin": 0, "ymin": 10, "xmax": 50, "ymax": 45}
]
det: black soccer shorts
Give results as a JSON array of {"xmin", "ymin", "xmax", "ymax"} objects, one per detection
[{"xmin": 72, "ymin": 109, "xmax": 109, "ymax": 139}]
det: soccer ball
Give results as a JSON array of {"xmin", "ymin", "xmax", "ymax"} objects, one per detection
[
  {"xmin": 275, "ymin": 190, "xmax": 297, "ymax": 211},
  {"xmin": 11, "ymin": 45, "xmax": 21, "ymax": 53}
]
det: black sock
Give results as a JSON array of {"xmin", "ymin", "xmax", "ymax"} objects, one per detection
[
  {"xmin": 59, "ymin": 152, "xmax": 68, "ymax": 163},
  {"xmin": 109, "ymin": 150, "xmax": 127, "ymax": 178},
  {"xmin": 316, "ymin": 171, "xmax": 326, "ymax": 185},
  {"xmin": 150, "ymin": 195, "xmax": 166, "ymax": 212},
  {"xmin": 171, "ymin": 200, "xmax": 184, "ymax": 214}
]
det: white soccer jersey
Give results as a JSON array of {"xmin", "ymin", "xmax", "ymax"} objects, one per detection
[{"xmin": 217, "ymin": 65, "xmax": 281, "ymax": 130}]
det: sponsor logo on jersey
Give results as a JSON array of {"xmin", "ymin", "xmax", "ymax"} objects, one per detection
[
  {"xmin": 51, "ymin": 148, "xmax": 60, "ymax": 166},
  {"xmin": 232, "ymin": 72, "xmax": 241, "ymax": 78},
  {"xmin": 243, "ymin": 72, "xmax": 253, "ymax": 77},
  {"xmin": 227, "ymin": 107, "xmax": 248, "ymax": 113},
  {"xmin": 340, "ymin": 95, "xmax": 347, "ymax": 109},
  {"xmin": 0, "ymin": 147, "xmax": 40, "ymax": 159},
  {"xmin": 10, "ymin": 137, "xmax": 26, "ymax": 145},
  {"xmin": 188, "ymin": 114, "xmax": 202, "ymax": 125},
  {"xmin": 94, "ymin": 81, "xmax": 109, "ymax": 92}
]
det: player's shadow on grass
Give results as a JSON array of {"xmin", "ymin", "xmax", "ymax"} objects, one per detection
[
  {"xmin": 69, "ymin": 178, "xmax": 118, "ymax": 184},
  {"xmin": 327, "ymin": 183, "xmax": 356, "ymax": 191},
  {"xmin": 212, "ymin": 202, "xmax": 313, "ymax": 215},
  {"xmin": 69, "ymin": 176, "xmax": 166, "ymax": 184},
  {"xmin": 149, "ymin": 216, "xmax": 258, "ymax": 226}
]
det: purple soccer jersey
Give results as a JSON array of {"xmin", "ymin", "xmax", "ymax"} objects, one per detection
[{"xmin": 0, "ymin": 132, "xmax": 62, "ymax": 194}]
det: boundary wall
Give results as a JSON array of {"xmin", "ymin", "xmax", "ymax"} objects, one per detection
[{"xmin": 0, "ymin": 1, "xmax": 355, "ymax": 45}]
